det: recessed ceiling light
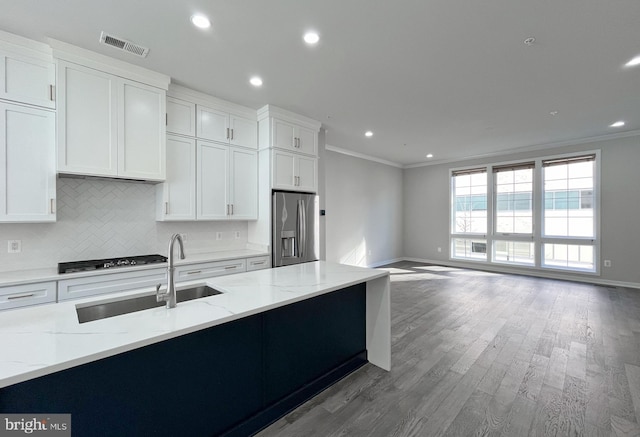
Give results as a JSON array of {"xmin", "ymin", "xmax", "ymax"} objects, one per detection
[
  {"xmin": 426, "ymin": 154, "xmax": 434, "ymax": 158},
  {"xmin": 249, "ymin": 76, "xmax": 263, "ymax": 87},
  {"xmin": 625, "ymin": 55, "xmax": 640, "ymax": 67},
  {"xmin": 365, "ymin": 131, "xmax": 373, "ymax": 137},
  {"xmin": 303, "ymin": 32, "xmax": 320, "ymax": 45},
  {"xmin": 549, "ymin": 111, "xmax": 559, "ymax": 116},
  {"xmin": 524, "ymin": 37, "xmax": 536, "ymax": 46},
  {"xmin": 610, "ymin": 121, "xmax": 625, "ymax": 128},
  {"xmin": 191, "ymin": 14, "xmax": 211, "ymax": 29}
]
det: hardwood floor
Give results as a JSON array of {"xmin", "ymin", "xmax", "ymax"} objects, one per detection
[{"xmin": 256, "ymin": 261, "xmax": 640, "ymax": 437}]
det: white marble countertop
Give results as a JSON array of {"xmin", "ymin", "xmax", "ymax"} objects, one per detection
[
  {"xmin": 0, "ymin": 261, "xmax": 388, "ymax": 388},
  {"xmin": 0, "ymin": 249, "xmax": 269, "ymax": 287}
]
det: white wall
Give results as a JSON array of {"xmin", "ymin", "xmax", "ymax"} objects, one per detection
[
  {"xmin": 0, "ymin": 178, "xmax": 248, "ymax": 272},
  {"xmin": 324, "ymin": 150, "xmax": 403, "ymax": 267},
  {"xmin": 403, "ymin": 134, "xmax": 640, "ymax": 286}
]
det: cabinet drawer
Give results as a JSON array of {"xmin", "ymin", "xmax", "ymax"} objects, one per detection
[
  {"xmin": 175, "ymin": 259, "xmax": 246, "ymax": 282},
  {"xmin": 246, "ymin": 256, "xmax": 270, "ymax": 271},
  {"xmin": 0, "ymin": 281, "xmax": 56, "ymax": 311},
  {"xmin": 58, "ymin": 268, "xmax": 166, "ymax": 301}
]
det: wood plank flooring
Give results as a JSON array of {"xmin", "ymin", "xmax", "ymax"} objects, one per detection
[{"xmin": 256, "ymin": 262, "xmax": 640, "ymax": 437}]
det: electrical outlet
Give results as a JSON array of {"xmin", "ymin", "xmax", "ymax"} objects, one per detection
[
  {"xmin": 8, "ymin": 240, "xmax": 21, "ymax": 253},
  {"xmin": 234, "ymin": 231, "xmax": 241, "ymax": 239},
  {"xmin": 604, "ymin": 259, "xmax": 612, "ymax": 267},
  {"xmin": 216, "ymin": 232, "xmax": 222, "ymax": 241},
  {"xmin": 437, "ymin": 247, "xmax": 442, "ymax": 253}
]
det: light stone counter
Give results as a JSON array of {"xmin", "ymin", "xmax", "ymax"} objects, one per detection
[
  {"xmin": 0, "ymin": 261, "xmax": 390, "ymax": 388},
  {"xmin": 0, "ymin": 249, "xmax": 269, "ymax": 287}
]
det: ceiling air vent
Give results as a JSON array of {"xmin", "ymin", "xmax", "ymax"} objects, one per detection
[{"xmin": 99, "ymin": 31, "xmax": 149, "ymax": 58}]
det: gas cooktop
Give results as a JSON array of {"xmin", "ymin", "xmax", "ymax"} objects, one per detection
[{"xmin": 58, "ymin": 254, "xmax": 167, "ymax": 274}]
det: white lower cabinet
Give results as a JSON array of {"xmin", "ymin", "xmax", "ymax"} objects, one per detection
[
  {"xmin": 0, "ymin": 281, "xmax": 56, "ymax": 311},
  {"xmin": 272, "ymin": 150, "xmax": 317, "ymax": 193},
  {"xmin": 0, "ymin": 102, "xmax": 56, "ymax": 222},
  {"xmin": 58, "ymin": 268, "xmax": 166, "ymax": 301},
  {"xmin": 246, "ymin": 256, "xmax": 270, "ymax": 271},
  {"xmin": 174, "ymin": 259, "xmax": 246, "ymax": 282}
]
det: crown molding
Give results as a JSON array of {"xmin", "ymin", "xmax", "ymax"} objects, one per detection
[{"xmin": 325, "ymin": 144, "xmax": 403, "ymax": 168}]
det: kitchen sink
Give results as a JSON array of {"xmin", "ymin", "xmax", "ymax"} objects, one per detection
[{"xmin": 76, "ymin": 285, "xmax": 223, "ymax": 323}]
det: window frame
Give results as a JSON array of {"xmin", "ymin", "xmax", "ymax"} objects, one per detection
[{"xmin": 448, "ymin": 150, "xmax": 600, "ymax": 275}]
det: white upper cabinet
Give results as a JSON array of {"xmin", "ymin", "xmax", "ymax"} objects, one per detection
[
  {"xmin": 56, "ymin": 59, "xmax": 166, "ymax": 181},
  {"xmin": 272, "ymin": 150, "xmax": 317, "ymax": 193},
  {"xmin": 197, "ymin": 105, "xmax": 257, "ymax": 149},
  {"xmin": 0, "ymin": 50, "xmax": 55, "ymax": 109},
  {"xmin": 156, "ymin": 135, "xmax": 196, "ymax": 221},
  {"xmin": 229, "ymin": 147, "xmax": 258, "ymax": 220},
  {"xmin": 0, "ymin": 102, "xmax": 56, "ymax": 222},
  {"xmin": 197, "ymin": 140, "xmax": 229, "ymax": 220},
  {"xmin": 272, "ymin": 118, "xmax": 317, "ymax": 156},
  {"xmin": 196, "ymin": 140, "xmax": 257, "ymax": 221},
  {"xmin": 118, "ymin": 79, "xmax": 165, "ymax": 180},
  {"xmin": 166, "ymin": 96, "xmax": 195, "ymax": 137}
]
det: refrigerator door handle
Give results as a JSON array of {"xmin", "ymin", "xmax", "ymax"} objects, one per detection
[{"xmin": 297, "ymin": 199, "xmax": 305, "ymax": 258}]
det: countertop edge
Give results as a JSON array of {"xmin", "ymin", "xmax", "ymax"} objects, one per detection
[{"xmin": 0, "ymin": 262, "xmax": 389, "ymax": 388}]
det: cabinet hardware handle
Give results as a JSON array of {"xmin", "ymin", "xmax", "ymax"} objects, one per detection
[
  {"xmin": 226, "ymin": 128, "xmax": 230, "ymax": 139},
  {"xmin": 230, "ymin": 204, "xmax": 234, "ymax": 215},
  {"xmin": 225, "ymin": 266, "xmax": 237, "ymax": 270},
  {"xmin": 50, "ymin": 198, "xmax": 56, "ymax": 214},
  {"xmin": 164, "ymin": 202, "xmax": 169, "ymax": 214},
  {"xmin": 231, "ymin": 129, "xmax": 234, "ymax": 140},
  {"xmin": 186, "ymin": 270, "xmax": 202, "ymax": 275},
  {"xmin": 8, "ymin": 293, "xmax": 35, "ymax": 300},
  {"xmin": 165, "ymin": 113, "xmax": 168, "ymax": 126},
  {"xmin": 251, "ymin": 260, "xmax": 265, "ymax": 265},
  {"xmin": 49, "ymin": 85, "xmax": 55, "ymax": 101}
]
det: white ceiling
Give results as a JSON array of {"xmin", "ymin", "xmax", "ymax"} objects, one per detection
[{"xmin": 1, "ymin": 0, "xmax": 639, "ymax": 166}]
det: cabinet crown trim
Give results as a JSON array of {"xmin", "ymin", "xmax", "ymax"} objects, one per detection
[
  {"xmin": 168, "ymin": 84, "xmax": 257, "ymax": 120},
  {"xmin": 257, "ymin": 105, "xmax": 321, "ymax": 131},
  {"xmin": 49, "ymin": 39, "xmax": 170, "ymax": 90},
  {"xmin": 0, "ymin": 30, "xmax": 53, "ymax": 60}
]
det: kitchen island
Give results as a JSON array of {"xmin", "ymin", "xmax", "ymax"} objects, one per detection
[{"xmin": 0, "ymin": 261, "xmax": 390, "ymax": 436}]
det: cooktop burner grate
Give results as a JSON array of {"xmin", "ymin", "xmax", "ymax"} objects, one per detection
[{"xmin": 58, "ymin": 254, "xmax": 167, "ymax": 274}]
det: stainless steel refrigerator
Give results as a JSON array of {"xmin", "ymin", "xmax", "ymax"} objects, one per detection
[{"xmin": 272, "ymin": 190, "xmax": 319, "ymax": 267}]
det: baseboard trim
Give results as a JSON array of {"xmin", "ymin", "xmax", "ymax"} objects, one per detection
[
  {"xmin": 222, "ymin": 352, "xmax": 368, "ymax": 437},
  {"xmin": 402, "ymin": 257, "xmax": 640, "ymax": 290},
  {"xmin": 367, "ymin": 258, "xmax": 404, "ymax": 268}
]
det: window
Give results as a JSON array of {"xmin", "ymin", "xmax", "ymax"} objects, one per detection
[
  {"xmin": 449, "ymin": 152, "xmax": 599, "ymax": 273},
  {"xmin": 451, "ymin": 168, "xmax": 487, "ymax": 260}
]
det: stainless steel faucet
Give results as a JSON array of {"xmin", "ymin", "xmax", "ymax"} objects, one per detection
[{"xmin": 156, "ymin": 233, "xmax": 185, "ymax": 308}]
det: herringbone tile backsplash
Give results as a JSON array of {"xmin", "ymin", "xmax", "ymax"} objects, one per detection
[{"xmin": 0, "ymin": 178, "xmax": 248, "ymax": 272}]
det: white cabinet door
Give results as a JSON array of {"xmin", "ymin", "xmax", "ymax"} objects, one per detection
[
  {"xmin": 57, "ymin": 61, "xmax": 118, "ymax": 177},
  {"xmin": 229, "ymin": 147, "xmax": 257, "ymax": 220},
  {"xmin": 157, "ymin": 135, "xmax": 196, "ymax": 221},
  {"xmin": 0, "ymin": 102, "xmax": 56, "ymax": 222},
  {"xmin": 118, "ymin": 79, "xmax": 165, "ymax": 180},
  {"xmin": 296, "ymin": 155, "xmax": 317, "ymax": 193},
  {"xmin": 272, "ymin": 118, "xmax": 296, "ymax": 151},
  {"xmin": 272, "ymin": 150, "xmax": 295, "ymax": 190},
  {"xmin": 197, "ymin": 140, "xmax": 228, "ymax": 220},
  {"xmin": 229, "ymin": 114, "xmax": 257, "ymax": 149},
  {"xmin": 197, "ymin": 105, "xmax": 229, "ymax": 144},
  {"xmin": 0, "ymin": 281, "xmax": 56, "ymax": 311},
  {"xmin": 0, "ymin": 51, "xmax": 55, "ymax": 109},
  {"xmin": 296, "ymin": 125, "xmax": 317, "ymax": 156},
  {"xmin": 166, "ymin": 96, "xmax": 195, "ymax": 136}
]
